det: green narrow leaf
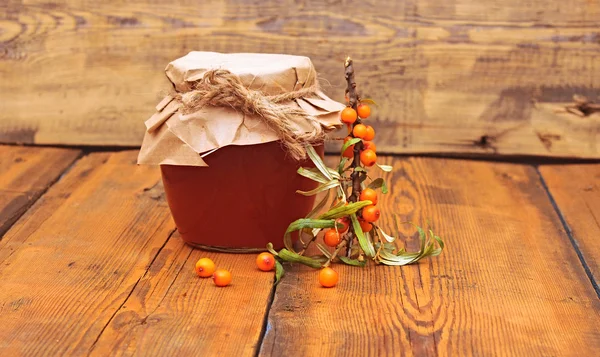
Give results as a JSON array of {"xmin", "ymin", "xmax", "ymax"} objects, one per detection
[
  {"xmin": 378, "ymin": 248, "xmax": 420, "ymax": 265},
  {"xmin": 428, "ymin": 230, "xmax": 445, "ymax": 257},
  {"xmin": 340, "ymin": 137, "xmax": 362, "ymax": 154},
  {"xmin": 278, "ymin": 249, "xmax": 322, "ymax": 269},
  {"xmin": 297, "ymin": 167, "xmax": 328, "ymax": 183},
  {"xmin": 376, "ymin": 223, "xmax": 445, "ymax": 266},
  {"xmin": 301, "ymin": 167, "xmax": 341, "ymax": 180},
  {"xmin": 306, "ymin": 190, "xmax": 330, "ymax": 218},
  {"xmin": 296, "ymin": 180, "xmax": 340, "ymax": 196},
  {"xmin": 350, "ymin": 213, "xmax": 376, "ymax": 257},
  {"xmin": 327, "ymin": 168, "xmax": 342, "ymax": 179},
  {"xmin": 306, "ymin": 145, "xmax": 333, "ymax": 181},
  {"xmin": 337, "ymin": 186, "xmax": 347, "ymax": 202},
  {"xmin": 354, "ymin": 167, "xmax": 367, "ymax": 172},
  {"xmin": 430, "ymin": 229, "xmax": 445, "ymax": 250},
  {"xmin": 382, "ymin": 242, "xmax": 397, "ymax": 251},
  {"xmin": 285, "ymin": 219, "xmax": 339, "ymax": 233},
  {"xmin": 414, "ymin": 224, "xmax": 427, "ymax": 252},
  {"xmin": 376, "ymin": 163, "xmax": 393, "ymax": 172},
  {"xmin": 266, "ymin": 243, "xmax": 279, "ymax": 256},
  {"xmin": 283, "ymin": 218, "xmax": 340, "ymax": 252},
  {"xmin": 360, "ymin": 98, "xmax": 378, "ymax": 106},
  {"xmin": 376, "ymin": 225, "xmax": 396, "ymax": 243},
  {"xmin": 319, "ymin": 200, "xmax": 372, "ymax": 220},
  {"xmin": 368, "ymin": 178, "xmax": 388, "ymax": 194},
  {"xmin": 275, "ymin": 260, "xmax": 285, "ymax": 284},
  {"xmin": 338, "ymin": 157, "xmax": 348, "ymax": 175},
  {"xmin": 339, "ymin": 256, "xmax": 366, "ymax": 267}
]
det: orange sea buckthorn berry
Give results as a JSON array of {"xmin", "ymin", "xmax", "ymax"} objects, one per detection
[
  {"xmin": 324, "ymin": 229, "xmax": 341, "ymax": 247},
  {"xmin": 363, "ymin": 125, "xmax": 375, "ymax": 141},
  {"xmin": 359, "ymin": 219, "xmax": 373, "ymax": 233},
  {"xmin": 360, "ymin": 149, "xmax": 377, "ymax": 167},
  {"xmin": 359, "ymin": 188, "xmax": 378, "ymax": 205},
  {"xmin": 352, "ymin": 124, "xmax": 368, "ymax": 139},
  {"xmin": 195, "ymin": 258, "xmax": 216, "ymax": 278},
  {"xmin": 256, "ymin": 252, "xmax": 276, "ymax": 272},
  {"xmin": 363, "ymin": 141, "xmax": 376, "ymax": 152},
  {"xmin": 341, "ymin": 107, "xmax": 357, "ymax": 124},
  {"xmin": 336, "ymin": 217, "xmax": 350, "ymax": 233},
  {"xmin": 319, "ymin": 267, "xmax": 339, "ymax": 288},
  {"xmin": 357, "ymin": 103, "xmax": 371, "ymax": 119},
  {"xmin": 342, "ymin": 137, "xmax": 355, "ymax": 158},
  {"xmin": 213, "ymin": 269, "xmax": 232, "ymax": 287},
  {"xmin": 362, "ymin": 205, "xmax": 381, "ymax": 223}
]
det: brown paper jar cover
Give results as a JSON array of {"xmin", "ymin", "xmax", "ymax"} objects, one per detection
[{"xmin": 138, "ymin": 52, "xmax": 345, "ymax": 250}]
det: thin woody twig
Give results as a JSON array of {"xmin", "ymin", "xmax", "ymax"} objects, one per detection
[
  {"xmin": 344, "ymin": 57, "xmax": 365, "ymax": 257},
  {"xmin": 345, "ymin": 57, "xmax": 363, "ymax": 204},
  {"xmin": 323, "ymin": 240, "xmax": 347, "ymax": 268}
]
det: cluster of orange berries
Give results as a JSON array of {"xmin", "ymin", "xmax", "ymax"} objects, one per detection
[
  {"xmin": 196, "ymin": 252, "xmax": 317, "ymax": 286},
  {"xmin": 320, "ymin": 188, "xmax": 380, "ymax": 285},
  {"xmin": 341, "ymin": 103, "xmax": 377, "ymax": 167},
  {"xmin": 194, "ymin": 258, "xmax": 232, "ymax": 286},
  {"xmin": 322, "ymin": 188, "xmax": 380, "ymax": 246}
]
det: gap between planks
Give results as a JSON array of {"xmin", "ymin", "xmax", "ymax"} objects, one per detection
[
  {"xmin": 87, "ymin": 226, "xmax": 179, "ymax": 353},
  {"xmin": 256, "ymin": 156, "xmax": 600, "ymax": 356},
  {"xmin": 0, "ymin": 146, "xmax": 82, "ymax": 239},
  {"xmin": 0, "ymin": 150, "xmax": 276, "ymax": 356},
  {"xmin": 536, "ymin": 166, "xmax": 600, "ymax": 299}
]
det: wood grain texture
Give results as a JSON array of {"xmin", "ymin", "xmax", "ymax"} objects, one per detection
[
  {"xmin": 539, "ymin": 164, "xmax": 600, "ymax": 286},
  {"xmin": 0, "ymin": 149, "xmax": 275, "ymax": 356},
  {"xmin": 90, "ymin": 235, "xmax": 275, "ymax": 357},
  {"xmin": 259, "ymin": 157, "xmax": 600, "ymax": 356},
  {"xmin": 0, "ymin": 151, "xmax": 176, "ymax": 355},
  {"xmin": 1, "ymin": 1, "xmax": 599, "ymax": 158},
  {"xmin": 0, "ymin": 145, "xmax": 80, "ymax": 237}
]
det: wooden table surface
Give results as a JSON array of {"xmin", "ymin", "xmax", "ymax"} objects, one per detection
[{"xmin": 0, "ymin": 145, "xmax": 599, "ymax": 356}]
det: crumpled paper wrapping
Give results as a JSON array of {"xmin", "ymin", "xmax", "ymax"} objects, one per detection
[{"xmin": 138, "ymin": 52, "xmax": 345, "ymax": 166}]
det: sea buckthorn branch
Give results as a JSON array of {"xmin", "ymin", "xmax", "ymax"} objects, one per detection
[
  {"xmin": 323, "ymin": 239, "xmax": 347, "ymax": 268},
  {"xmin": 344, "ymin": 57, "xmax": 365, "ymax": 204},
  {"xmin": 344, "ymin": 57, "xmax": 366, "ymax": 257},
  {"xmin": 268, "ymin": 57, "xmax": 445, "ymax": 287}
]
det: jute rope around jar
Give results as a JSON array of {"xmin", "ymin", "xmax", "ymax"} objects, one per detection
[{"xmin": 174, "ymin": 69, "xmax": 326, "ymax": 161}]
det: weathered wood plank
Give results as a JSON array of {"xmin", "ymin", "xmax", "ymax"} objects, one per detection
[
  {"xmin": 259, "ymin": 157, "xmax": 600, "ymax": 356},
  {"xmin": 0, "ymin": 151, "xmax": 177, "ymax": 355},
  {"xmin": 0, "ymin": 145, "xmax": 80, "ymax": 238},
  {"xmin": 0, "ymin": 150, "xmax": 274, "ymax": 356},
  {"xmin": 89, "ymin": 235, "xmax": 274, "ymax": 357},
  {"xmin": 539, "ymin": 164, "xmax": 600, "ymax": 287},
  {"xmin": 1, "ymin": 1, "xmax": 599, "ymax": 158}
]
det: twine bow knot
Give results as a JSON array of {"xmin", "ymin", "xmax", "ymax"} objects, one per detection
[{"xmin": 174, "ymin": 69, "xmax": 326, "ymax": 160}]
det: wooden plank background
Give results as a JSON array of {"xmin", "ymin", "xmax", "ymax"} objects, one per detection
[
  {"xmin": 1, "ymin": 0, "xmax": 599, "ymax": 157},
  {"xmin": 539, "ymin": 164, "xmax": 600, "ymax": 286},
  {"xmin": 1, "ymin": 148, "xmax": 599, "ymax": 355},
  {"xmin": 0, "ymin": 146, "xmax": 80, "ymax": 236},
  {"xmin": 0, "ymin": 150, "xmax": 274, "ymax": 356},
  {"xmin": 260, "ymin": 156, "xmax": 600, "ymax": 356}
]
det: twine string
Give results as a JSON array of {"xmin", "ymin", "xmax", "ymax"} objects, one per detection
[{"xmin": 174, "ymin": 69, "xmax": 326, "ymax": 160}]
